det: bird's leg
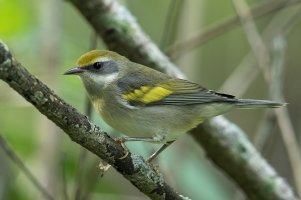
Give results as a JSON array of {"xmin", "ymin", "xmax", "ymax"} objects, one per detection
[
  {"xmin": 114, "ymin": 138, "xmax": 130, "ymax": 159},
  {"xmin": 147, "ymin": 141, "xmax": 175, "ymax": 163},
  {"xmin": 115, "ymin": 137, "xmax": 159, "ymax": 143},
  {"xmin": 114, "ymin": 137, "xmax": 158, "ymax": 160}
]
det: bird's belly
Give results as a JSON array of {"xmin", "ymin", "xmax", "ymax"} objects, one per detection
[
  {"xmin": 95, "ymin": 97, "xmax": 235, "ymax": 143},
  {"xmin": 100, "ymin": 104, "xmax": 202, "ymax": 143}
]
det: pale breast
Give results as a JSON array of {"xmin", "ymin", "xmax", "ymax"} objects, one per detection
[{"xmin": 95, "ymin": 96, "xmax": 203, "ymax": 143}]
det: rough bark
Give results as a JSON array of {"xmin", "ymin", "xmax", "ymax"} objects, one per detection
[
  {"xmin": 0, "ymin": 41, "xmax": 183, "ymax": 200},
  {"xmin": 68, "ymin": 0, "xmax": 299, "ymax": 199}
]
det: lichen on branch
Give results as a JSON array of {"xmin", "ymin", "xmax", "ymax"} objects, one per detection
[{"xmin": 0, "ymin": 40, "xmax": 183, "ymax": 200}]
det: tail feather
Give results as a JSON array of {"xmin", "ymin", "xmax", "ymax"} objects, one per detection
[{"xmin": 236, "ymin": 99, "xmax": 286, "ymax": 109}]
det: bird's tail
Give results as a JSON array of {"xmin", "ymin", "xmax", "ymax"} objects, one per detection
[{"xmin": 235, "ymin": 99, "xmax": 286, "ymax": 109}]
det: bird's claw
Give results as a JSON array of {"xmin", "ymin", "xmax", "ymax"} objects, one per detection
[{"xmin": 114, "ymin": 138, "xmax": 129, "ymax": 160}]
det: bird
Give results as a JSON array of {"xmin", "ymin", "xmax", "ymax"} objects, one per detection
[{"xmin": 64, "ymin": 50, "xmax": 285, "ymax": 162}]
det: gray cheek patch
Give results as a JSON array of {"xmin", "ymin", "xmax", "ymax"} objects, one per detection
[{"xmin": 101, "ymin": 60, "xmax": 119, "ymax": 74}]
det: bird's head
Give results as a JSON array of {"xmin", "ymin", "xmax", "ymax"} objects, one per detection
[{"xmin": 64, "ymin": 50, "xmax": 128, "ymax": 96}]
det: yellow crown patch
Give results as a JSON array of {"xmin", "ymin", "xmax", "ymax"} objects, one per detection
[{"xmin": 76, "ymin": 50, "xmax": 109, "ymax": 67}]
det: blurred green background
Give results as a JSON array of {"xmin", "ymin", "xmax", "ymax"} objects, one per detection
[{"xmin": 1, "ymin": 0, "xmax": 301, "ymax": 199}]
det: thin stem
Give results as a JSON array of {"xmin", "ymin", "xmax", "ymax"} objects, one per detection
[
  {"xmin": 61, "ymin": 157, "xmax": 69, "ymax": 200},
  {"xmin": 73, "ymin": 31, "xmax": 98, "ymax": 200},
  {"xmin": 166, "ymin": 0, "xmax": 300, "ymax": 59},
  {"xmin": 0, "ymin": 41, "xmax": 183, "ymax": 199},
  {"xmin": 160, "ymin": 0, "xmax": 181, "ymax": 49},
  {"xmin": 233, "ymin": 0, "xmax": 301, "ymax": 195},
  {"xmin": 0, "ymin": 133, "xmax": 54, "ymax": 200},
  {"xmin": 232, "ymin": 0, "xmax": 271, "ymax": 81},
  {"xmin": 217, "ymin": 4, "xmax": 301, "ymax": 197},
  {"xmin": 272, "ymin": 36, "xmax": 301, "ymax": 197}
]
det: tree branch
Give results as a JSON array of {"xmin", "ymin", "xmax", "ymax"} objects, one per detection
[
  {"xmin": 69, "ymin": 0, "xmax": 185, "ymax": 79},
  {"xmin": 68, "ymin": 0, "xmax": 299, "ymax": 199},
  {"xmin": 0, "ymin": 40, "xmax": 183, "ymax": 200},
  {"xmin": 165, "ymin": 0, "xmax": 301, "ymax": 59},
  {"xmin": 192, "ymin": 117, "xmax": 298, "ymax": 200},
  {"xmin": 0, "ymin": 133, "xmax": 54, "ymax": 200}
]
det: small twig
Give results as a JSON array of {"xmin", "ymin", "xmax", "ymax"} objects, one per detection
[
  {"xmin": 160, "ymin": 0, "xmax": 182, "ymax": 49},
  {"xmin": 276, "ymin": 104, "xmax": 301, "ymax": 197},
  {"xmin": 73, "ymin": 31, "xmax": 99, "ymax": 200},
  {"xmin": 232, "ymin": 0, "xmax": 276, "ymax": 153},
  {"xmin": 232, "ymin": 0, "xmax": 271, "ymax": 82},
  {"xmin": 253, "ymin": 111, "xmax": 277, "ymax": 151},
  {"xmin": 69, "ymin": 0, "xmax": 185, "ymax": 79},
  {"xmin": 67, "ymin": 0, "xmax": 299, "ymax": 199},
  {"xmin": 83, "ymin": 31, "xmax": 97, "ymax": 117},
  {"xmin": 233, "ymin": 1, "xmax": 301, "ymax": 195},
  {"xmin": 236, "ymin": 0, "xmax": 301, "ymax": 194},
  {"xmin": 166, "ymin": 0, "xmax": 300, "ymax": 59},
  {"xmin": 0, "ymin": 133, "xmax": 54, "ymax": 200},
  {"xmin": 61, "ymin": 157, "xmax": 69, "ymax": 200},
  {"xmin": 73, "ymin": 150, "xmax": 87, "ymax": 200},
  {"xmin": 219, "ymin": 3, "xmax": 301, "ymax": 96},
  {"xmin": 271, "ymin": 36, "xmax": 301, "ymax": 197},
  {"xmin": 0, "ymin": 40, "xmax": 183, "ymax": 200},
  {"xmin": 38, "ymin": 0, "xmax": 62, "ymax": 197},
  {"xmin": 192, "ymin": 117, "xmax": 299, "ymax": 200},
  {"xmin": 219, "ymin": 54, "xmax": 258, "ymax": 95},
  {"xmin": 80, "ymin": 159, "xmax": 110, "ymax": 200}
]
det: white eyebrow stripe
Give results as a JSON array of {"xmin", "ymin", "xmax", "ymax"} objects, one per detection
[{"xmin": 95, "ymin": 57, "xmax": 111, "ymax": 63}]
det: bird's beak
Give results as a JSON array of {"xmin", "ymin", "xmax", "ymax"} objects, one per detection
[{"xmin": 64, "ymin": 67, "xmax": 85, "ymax": 75}]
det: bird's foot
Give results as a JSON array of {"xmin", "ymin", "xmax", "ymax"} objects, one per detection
[{"xmin": 114, "ymin": 138, "xmax": 129, "ymax": 160}]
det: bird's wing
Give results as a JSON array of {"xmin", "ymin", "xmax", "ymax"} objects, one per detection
[{"xmin": 119, "ymin": 77, "xmax": 238, "ymax": 106}]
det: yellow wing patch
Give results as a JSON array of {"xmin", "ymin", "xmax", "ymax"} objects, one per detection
[{"xmin": 122, "ymin": 85, "xmax": 173, "ymax": 104}]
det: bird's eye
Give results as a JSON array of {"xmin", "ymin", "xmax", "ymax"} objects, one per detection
[{"xmin": 93, "ymin": 62, "xmax": 103, "ymax": 70}]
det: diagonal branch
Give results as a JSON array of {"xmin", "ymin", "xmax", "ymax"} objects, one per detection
[
  {"xmin": 69, "ymin": 0, "xmax": 185, "ymax": 79},
  {"xmin": 232, "ymin": 0, "xmax": 301, "ymax": 196},
  {"xmin": 68, "ymin": 0, "xmax": 299, "ymax": 199},
  {"xmin": 165, "ymin": 0, "xmax": 300, "ymax": 59},
  {"xmin": 0, "ymin": 41, "xmax": 183, "ymax": 200},
  {"xmin": 192, "ymin": 117, "xmax": 298, "ymax": 200},
  {"xmin": 0, "ymin": 133, "xmax": 54, "ymax": 200}
]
